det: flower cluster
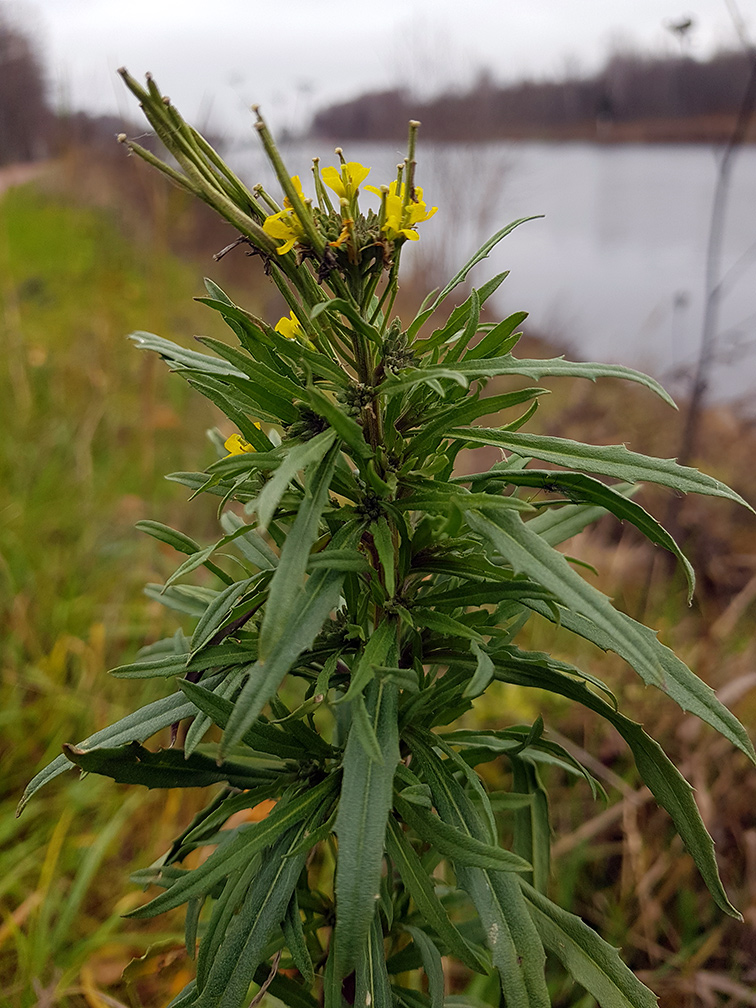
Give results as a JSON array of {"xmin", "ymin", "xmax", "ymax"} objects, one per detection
[{"xmin": 261, "ymin": 151, "xmax": 436, "ymax": 268}]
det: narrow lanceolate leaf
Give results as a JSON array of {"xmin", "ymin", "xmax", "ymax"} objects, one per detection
[
  {"xmin": 466, "ymin": 508, "xmax": 669, "ymax": 685},
  {"xmin": 370, "ymin": 517, "xmax": 395, "ymax": 596},
  {"xmin": 130, "ymin": 330, "xmax": 246, "ymax": 377},
  {"xmin": 129, "ymin": 776, "xmax": 337, "ymax": 919},
  {"xmin": 461, "ymin": 468, "xmax": 695, "ymax": 602},
  {"xmin": 385, "ymin": 817, "xmax": 486, "ymax": 973},
  {"xmin": 510, "ymin": 758, "xmax": 550, "ymax": 893},
  {"xmin": 470, "ymin": 507, "xmax": 754, "ymax": 768},
  {"xmin": 180, "ymin": 676, "xmax": 333, "ymax": 761},
  {"xmin": 449, "ymin": 357, "xmax": 677, "ymax": 406},
  {"xmin": 17, "ymin": 682, "xmax": 221, "ymax": 815},
  {"xmin": 355, "ymin": 914, "xmax": 393, "ymax": 1008},
  {"xmin": 194, "ymin": 819, "xmax": 320, "ymax": 1008},
  {"xmin": 393, "ymin": 794, "xmax": 530, "ymax": 873},
  {"xmin": 341, "ymin": 620, "xmax": 397, "ymax": 703},
  {"xmin": 409, "ymin": 732, "xmax": 549, "ymax": 1007},
  {"xmin": 252, "ymin": 428, "xmax": 337, "ymax": 532},
  {"xmin": 283, "ymin": 893, "xmax": 314, "ymax": 986},
  {"xmin": 521, "ymin": 881, "xmax": 659, "ymax": 1008},
  {"xmin": 487, "ymin": 652, "xmax": 742, "ymax": 919},
  {"xmin": 259, "ymin": 444, "xmax": 339, "ymax": 656},
  {"xmin": 404, "ymin": 927, "xmax": 444, "ymax": 1008},
  {"xmin": 135, "ymin": 520, "xmax": 200, "ymax": 554},
  {"xmin": 220, "ymin": 529, "xmax": 358, "ymax": 756},
  {"xmin": 451, "ymin": 430, "xmax": 753, "ymax": 510},
  {"xmin": 525, "ymin": 597, "xmax": 756, "ymax": 766},
  {"xmin": 333, "ymin": 679, "xmax": 400, "ymax": 978},
  {"xmin": 61, "ymin": 742, "xmax": 279, "ymax": 790},
  {"xmin": 414, "ymin": 217, "xmax": 539, "ymax": 324}
]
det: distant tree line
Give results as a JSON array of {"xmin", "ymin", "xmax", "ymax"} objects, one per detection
[
  {"xmin": 0, "ymin": 10, "xmax": 140, "ymax": 167},
  {"xmin": 311, "ymin": 48, "xmax": 756, "ymax": 143},
  {"xmin": 0, "ymin": 10, "xmax": 51, "ymax": 163}
]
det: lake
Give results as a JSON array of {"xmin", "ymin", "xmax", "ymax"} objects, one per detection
[{"xmin": 233, "ymin": 138, "xmax": 756, "ymax": 403}]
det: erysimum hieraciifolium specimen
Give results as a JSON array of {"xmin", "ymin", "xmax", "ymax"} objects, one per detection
[{"xmin": 22, "ymin": 70, "xmax": 755, "ymax": 1008}]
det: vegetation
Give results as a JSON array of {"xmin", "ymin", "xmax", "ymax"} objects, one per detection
[
  {"xmin": 10, "ymin": 71, "xmax": 756, "ymax": 1008},
  {"xmin": 312, "ymin": 48, "xmax": 756, "ymax": 144}
]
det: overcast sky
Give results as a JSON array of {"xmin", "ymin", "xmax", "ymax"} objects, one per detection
[{"xmin": 8, "ymin": 0, "xmax": 751, "ymax": 139}]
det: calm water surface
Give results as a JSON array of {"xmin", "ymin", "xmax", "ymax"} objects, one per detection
[{"xmin": 235, "ymin": 139, "xmax": 756, "ymax": 402}]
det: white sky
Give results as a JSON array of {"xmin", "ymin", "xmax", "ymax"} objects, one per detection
[{"xmin": 7, "ymin": 0, "xmax": 751, "ymax": 139}]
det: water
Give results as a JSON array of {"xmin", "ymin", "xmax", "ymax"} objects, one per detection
[{"xmin": 231, "ymin": 139, "xmax": 756, "ymax": 403}]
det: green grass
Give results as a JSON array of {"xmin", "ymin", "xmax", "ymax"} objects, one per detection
[{"xmin": 0, "ymin": 178, "xmax": 242, "ymax": 1005}]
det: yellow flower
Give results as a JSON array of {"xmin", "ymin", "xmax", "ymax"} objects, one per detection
[
  {"xmin": 262, "ymin": 209, "xmax": 305, "ymax": 255},
  {"xmin": 367, "ymin": 180, "xmax": 437, "ymax": 241},
  {"xmin": 283, "ymin": 175, "xmax": 306, "ymax": 210},
  {"xmin": 224, "ymin": 432, "xmax": 256, "ymax": 455},
  {"xmin": 274, "ymin": 311, "xmax": 304, "ymax": 340},
  {"xmin": 321, "ymin": 161, "xmax": 370, "ymax": 201},
  {"xmin": 263, "ymin": 176, "xmax": 309, "ymax": 254}
]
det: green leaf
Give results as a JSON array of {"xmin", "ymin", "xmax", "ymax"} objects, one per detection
[
  {"xmin": 303, "ymin": 386, "xmax": 373, "ymax": 460},
  {"xmin": 350, "ymin": 693, "xmax": 385, "ymax": 763},
  {"xmin": 378, "ymin": 367, "xmax": 468, "ymax": 398},
  {"xmin": 135, "ymin": 520, "xmax": 200, "ymax": 554},
  {"xmin": 450, "ymin": 357, "xmax": 677, "ymax": 407},
  {"xmin": 466, "ymin": 508, "xmax": 675, "ymax": 695},
  {"xmin": 462, "ymin": 468, "xmax": 696, "ymax": 602},
  {"xmin": 385, "ymin": 817, "xmax": 486, "ymax": 973},
  {"xmin": 259, "ymin": 444, "xmax": 340, "ymax": 655},
  {"xmin": 197, "ymin": 336, "xmax": 304, "ymax": 399},
  {"xmin": 412, "ymin": 388, "xmax": 547, "ymax": 450},
  {"xmin": 413, "ymin": 218, "xmax": 539, "ymax": 324},
  {"xmin": 410, "ymin": 732, "xmax": 549, "ymax": 1007},
  {"xmin": 510, "ymin": 758, "xmax": 550, "ymax": 893},
  {"xmin": 129, "ymin": 776, "xmax": 336, "ymax": 919},
  {"xmin": 416, "ymin": 272, "xmax": 511, "ymax": 350},
  {"xmin": 452, "ymin": 430, "xmax": 753, "ymax": 510},
  {"xmin": 370, "ymin": 518, "xmax": 395, "ymax": 596},
  {"xmin": 311, "ymin": 297, "xmax": 383, "ymax": 346},
  {"xmin": 526, "ymin": 597, "xmax": 756, "ymax": 766},
  {"xmin": 220, "ymin": 511, "xmax": 278, "ymax": 569},
  {"xmin": 487, "ymin": 651, "xmax": 742, "ymax": 918},
  {"xmin": 464, "ymin": 869, "xmax": 549, "ymax": 1006},
  {"xmin": 252, "ymin": 429, "xmax": 337, "ymax": 533},
  {"xmin": 110, "ymin": 653, "xmax": 189, "ymax": 679},
  {"xmin": 179, "ymin": 680, "xmax": 331, "ymax": 761},
  {"xmin": 355, "ymin": 914, "xmax": 393, "ymax": 1008},
  {"xmin": 463, "ymin": 642, "xmax": 495, "ymax": 699},
  {"xmin": 333, "ymin": 679, "xmax": 399, "ymax": 978},
  {"xmin": 463, "ymin": 311, "xmax": 529, "ymax": 360},
  {"xmin": 283, "ymin": 893, "xmax": 314, "ymax": 985},
  {"xmin": 190, "ymin": 575, "xmax": 264, "ymax": 654},
  {"xmin": 404, "ymin": 927, "xmax": 444, "ymax": 1008},
  {"xmin": 520, "ymin": 881, "xmax": 659, "ymax": 1008},
  {"xmin": 394, "ymin": 795, "xmax": 530, "ymax": 873},
  {"xmin": 218, "ymin": 564, "xmax": 347, "ymax": 756},
  {"xmin": 18, "ymin": 683, "xmax": 218, "ymax": 814},
  {"xmin": 340, "ymin": 620, "xmax": 397, "ymax": 704},
  {"xmin": 130, "ymin": 330, "xmax": 245, "ymax": 377},
  {"xmin": 144, "ymin": 582, "xmax": 218, "ymax": 617},
  {"xmin": 443, "ymin": 286, "xmax": 481, "ymax": 364},
  {"xmin": 61, "ymin": 741, "xmax": 280, "ymax": 790},
  {"xmin": 410, "ymin": 607, "xmax": 485, "ymax": 643},
  {"xmin": 194, "ymin": 821, "xmax": 318, "ymax": 1008}
]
